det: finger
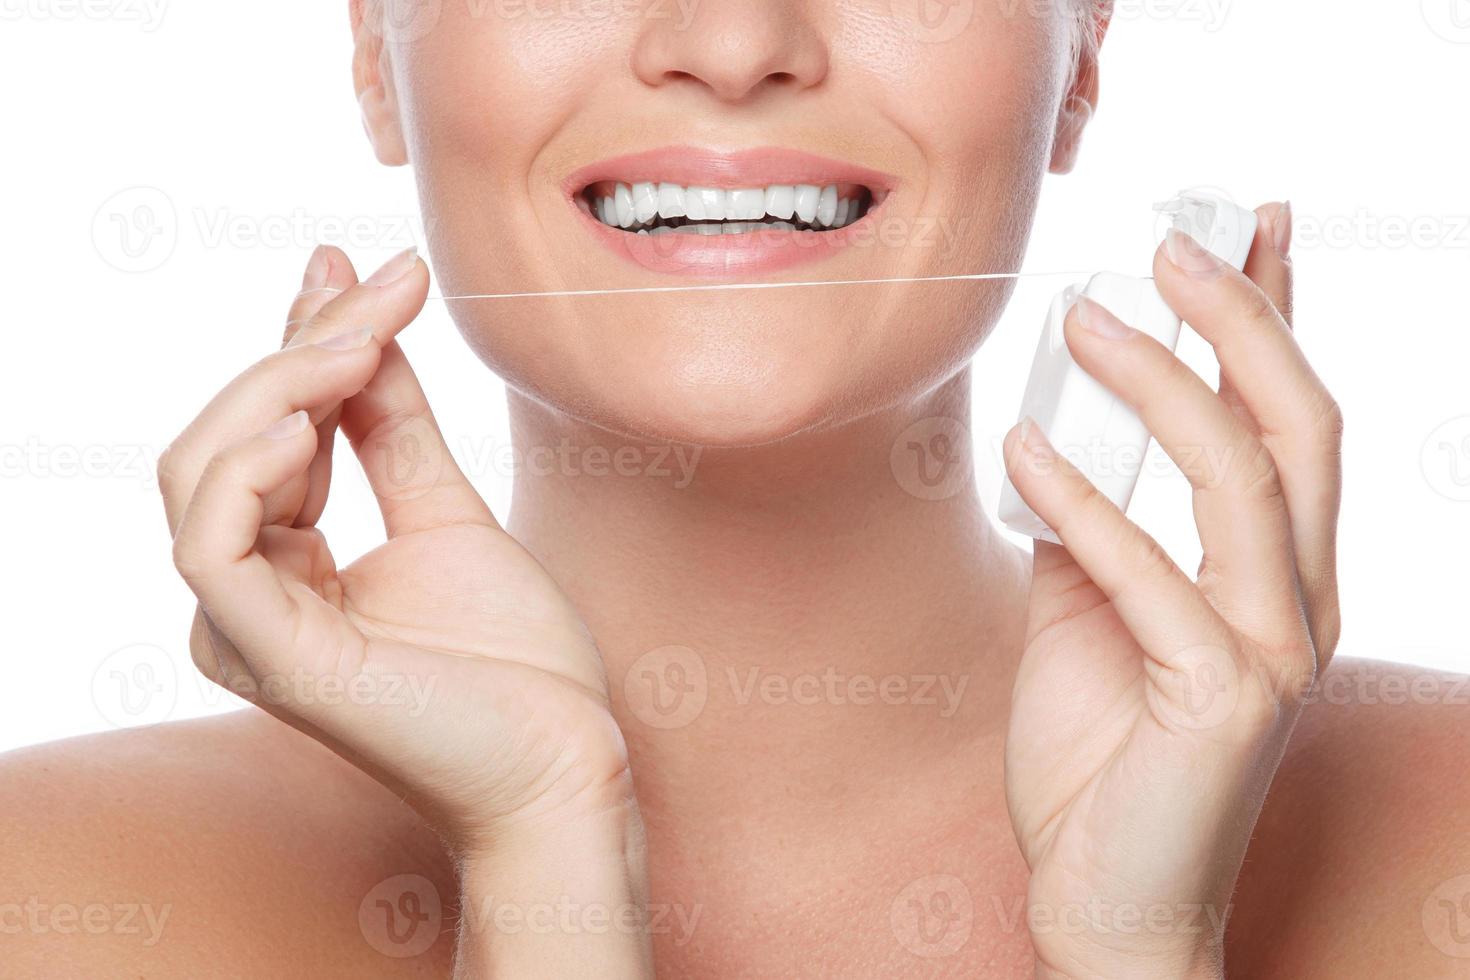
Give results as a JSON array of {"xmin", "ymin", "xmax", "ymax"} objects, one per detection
[
  {"xmin": 1003, "ymin": 419, "xmax": 1233, "ymax": 662},
  {"xmin": 281, "ymin": 247, "xmax": 432, "ymax": 524},
  {"xmin": 1021, "ymin": 537, "xmax": 1112, "ymax": 646},
  {"xmin": 286, "ymin": 247, "xmax": 362, "ymax": 527},
  {"xmin": 284, "ymin": 246, "xmax": 427, "ymax": 351},
  {"xmin": 1063, "ymin": 297, "xmax": 1303, "ymax": 641},
  {"xmin": 1154, "ymin": 227, "xmax": 1342, "ymax": 656},
  {"xmin": 171, "ymin": 411, "xmax": 318, "ymax": 659},
  {"xmin": 158, "ymin": 334, "xmax": 385, "ymax": 534},
  {"xmin": 283, "ymin": 245, "xmax": 360, "ymax": 345},
  {"xmin": 340, "ymin": 339, "xmax": 497, "ymax": 537},
  {"xmin": 162, "ymin": 249, "xmax": 427, "ymax": 534},
  {"xmin": 1217, "ymin": 203, "xmax": 1293, "ymax": 428}
]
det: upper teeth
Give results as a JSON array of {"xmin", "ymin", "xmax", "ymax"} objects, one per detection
[{"xmin": 590, "ymin": 182, "xmax": 866, "ymax": 232}]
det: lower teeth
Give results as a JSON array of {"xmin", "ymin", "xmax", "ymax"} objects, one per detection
[{"xmin": 639, "ymin": 221, "xmax": 803, "ymax": 236}]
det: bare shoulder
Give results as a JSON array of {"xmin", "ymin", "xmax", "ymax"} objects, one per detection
[
  {"xmin": 0, "ymin": 710, "xmax": 455, "ymax": 977},
  {"xmin": 1229, "ymin": 657, "xmax": 1470, "ymax": 978}
]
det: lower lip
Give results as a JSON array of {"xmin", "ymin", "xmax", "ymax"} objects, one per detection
[{"xmin": 572, "ymin": 206, "xmax": 879, "ymax": 278}]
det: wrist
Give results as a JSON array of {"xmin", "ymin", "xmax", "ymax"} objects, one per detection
[{"xmin": 451, "ymin": 798, "xmax": 655, "ymax": 980}]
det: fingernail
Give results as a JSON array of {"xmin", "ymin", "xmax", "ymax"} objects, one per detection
[
  {"xmin": 1075, "ymin": 296, "xmax": 1134, "ymax": 341},
  {"xmin": 365, "ymin": 246, "xmax": 419, "ymax": 286},
  {"xmin": 301, "ymin": 245, "xmax": 331, "ymax": 291},
  {"xmin": 1272, "ymin": 201, "xmax": 1293, "ymax": 258},
  {"xmin": 1165, "ymin": 229, "xmax": 1223, "ymax": 277},
  {"xmin": 262, "ymin": 410, "xmax": 310, "ymax": 440},
  {"xmin": 314, "ymin": 326, "xmax": 375, "ymax": 351},
  {"xmin": 1018, "ymin": 416, "xmax": 1053, "ymax": 463}
]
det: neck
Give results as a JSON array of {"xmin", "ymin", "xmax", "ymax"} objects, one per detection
[{"xmin": 504, "ymin": 370, "xmax": 1030, "ymax": 829}]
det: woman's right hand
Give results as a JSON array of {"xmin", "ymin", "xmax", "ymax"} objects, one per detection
[{"xmin": 159, "ymin": 246, "xmax": 651, "ymax": 976}]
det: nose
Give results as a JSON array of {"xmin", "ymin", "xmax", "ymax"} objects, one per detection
[{"xmin": 631, "ymin": 0, "xmax": 830, "ymax": 104}]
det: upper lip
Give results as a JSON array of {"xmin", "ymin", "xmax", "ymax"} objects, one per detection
[{"xmin": 563, "ymin": 145, "xmax": 896, "ymax": 200}]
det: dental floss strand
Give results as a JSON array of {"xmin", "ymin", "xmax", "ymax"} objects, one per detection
[{"xmin": 423, "ymin": 269, "xmax": 1093, "ymax": 302}]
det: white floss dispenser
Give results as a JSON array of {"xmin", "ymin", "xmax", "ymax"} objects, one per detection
[{"xmin": 999, "ymin": 192, "xmax": 1259, "ymax": 544}]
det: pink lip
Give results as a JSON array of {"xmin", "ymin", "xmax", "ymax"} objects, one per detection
[{"xmin": 563, "ymin": 146, "xmax": 897, "ymax": 279}]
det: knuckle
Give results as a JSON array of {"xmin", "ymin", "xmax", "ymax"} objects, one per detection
[
  {"xmin": 1276, "ymin": 290, "xmax": 1295, "ymax": 326},
  {"xmin": 1051, "ymin": 469, "xmax": 1107, "ymax": 540},
  {"xmin": 188, "ymin": 609, "xmax": 229, "ymax": 681},
  {"xmin": 199, "ymin": 445, "xmax": 250, "ymax": 489},
  {"xmin": 171, "ymin": 535, "xmax": 207, "ymax": 582},
  {"xmin": 1242, "ymin": 286, "xmax": 1281, "ymax": 327},
  {"xmin": 1120, "ymin": 525, "xmax": 1174, "ymax": 583},
  {"xmin": 155, "ymin": 442, "xmax": 179, "ymax": 495},
  {"xmin": 1313, "ymin": 604, "xmax": 1343, "ymax": 661},
  {"xmin": 1316, "ymin": 398, "xmax": 1345, "ymax": 452},
  {"xmin": 1236, "ymin": 442, "xmax": 1286, "ymax": 504}
]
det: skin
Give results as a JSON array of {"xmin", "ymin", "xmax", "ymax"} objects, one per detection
[{"xmin": 4, "ymin": 0, "xmax": 1468, "ymax": 976}]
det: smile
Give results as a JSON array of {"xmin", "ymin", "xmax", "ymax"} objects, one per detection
[
  {"xmin": 565, "ymin": 146, "xmax": 895, "ymax": 277},
  {"xmin": 580, "ymin": 181, "xmax": 874, "ymax": 235}
]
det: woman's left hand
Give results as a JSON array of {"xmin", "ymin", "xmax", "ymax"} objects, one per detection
[{"xmin": 1002, "ymin": 203, "xmax": 1342, "ymax": 979}]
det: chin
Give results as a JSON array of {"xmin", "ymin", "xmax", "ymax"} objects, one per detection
[
  {"xmin": 467, "ymin": 293, "xmax": 885, "ymax": 448},
  {"xmin": 464, "ymin": 284, "xmax": 984, "ymax": 451}
]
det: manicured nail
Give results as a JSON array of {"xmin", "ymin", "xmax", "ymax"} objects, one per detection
[
  {"xmin": 1165, "ymin": 229, "xmax": 1223, "ymax": 277},
  {"xmin": 365, "ymin": 246, "xmax": 419, "ymax": 286},
  {"xmin": 1075, "ymin": 296, "xmax": 1134, "ymax": 340},
  {"xmin": 1272, "ymin": 201, "xmax": 1293, "ymax": 258},
  {"xmin": 314, "ymin": 326, "xmax": 375, "ymax": 351},
  {"xmin": 301, "ymin": 245, "xmax": 330, "ymax": 291},
  {"xmin": 262, "ymin": 410, "xmax": 310, "ymax": 440}
]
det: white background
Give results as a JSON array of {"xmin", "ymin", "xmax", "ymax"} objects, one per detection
[{"xmin": 2, "ymin": 1, "xmax": 1467, "ymax": 753}]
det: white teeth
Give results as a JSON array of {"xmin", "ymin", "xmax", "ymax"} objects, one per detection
[
  {"xmin": 614, "ymin": 183, "xmax": 635, "ymax": 229},
  {"xmin": 688, "ymin": 187, "xmax": 725, "ymax": 222},
  {"xmin": 632, "ymin": 182, "xmax": 658, "ymax": 224},
  {"xmin": 588, "ymin": 180, "xmax": 869, "ymax": 230},
  {"xmin": 683, "ymin": 188, "xmax": 705, "ymax": 221},
  {"xmin": 764, "ymin": 185, "xmax": 796, "ymax": 220},
  {"xmin": 793, "ymin": 185, "xmax": 820, "ymax": 223},
  {"xmin": 817, "ymin": 185, "xmax": 838, "ymax": 227},
  {"xmin": 657, "ymin": 182, "xmax": 686, "ymax": 219},
  {"xmin": 728, "ymin": 188, "xmax": 765, "ymax": 221}
]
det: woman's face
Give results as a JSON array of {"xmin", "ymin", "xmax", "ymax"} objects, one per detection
[{"xmin": 356, "ymin": 0, "xmax": 1095, "ymax": 446}]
